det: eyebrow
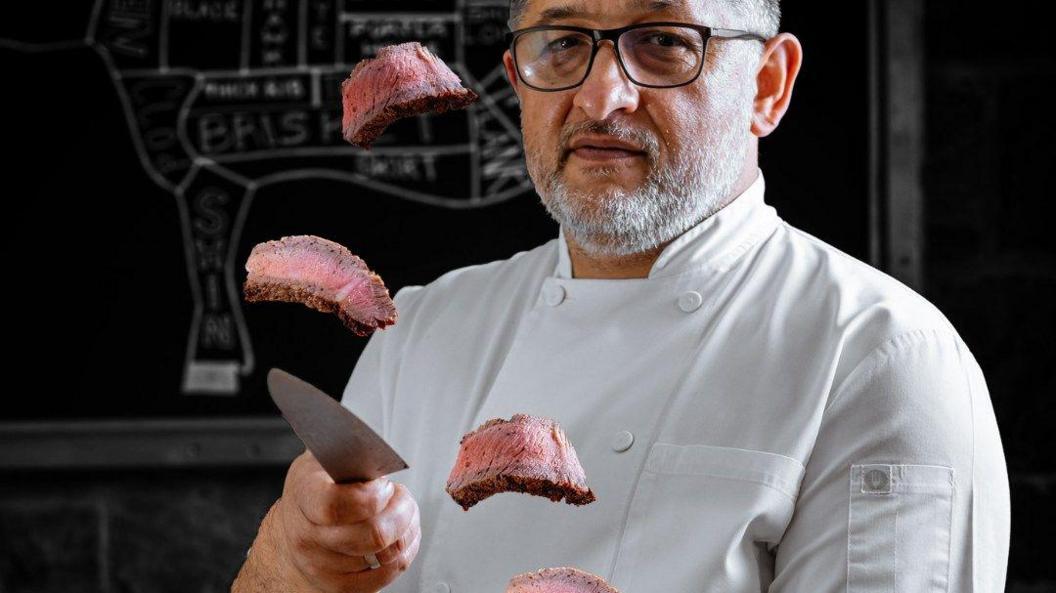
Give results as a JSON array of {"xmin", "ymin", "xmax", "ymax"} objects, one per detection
[{"xmin": 535, "ymin": 0, "xmax": 686, "ymax": 24}]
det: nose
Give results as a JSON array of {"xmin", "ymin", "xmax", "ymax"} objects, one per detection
[{"xmin": 571, "ymin": 41, "xmax": 640, "ymax": 121}]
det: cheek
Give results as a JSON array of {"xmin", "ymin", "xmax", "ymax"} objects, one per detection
[
  {"xmin": 523, "ymin": 97, "xmax": 570, "ymax": 139},
  {"xmin": 668, "ymin": 84, "xmax": 745, "ymax": 141},
  {"xmin": 522, "ymin": 103, "xmax": 569, "ymax": 160},
  {"xmin": 652, "ymin": 101, "xmax": 706, "ymax": 156}
]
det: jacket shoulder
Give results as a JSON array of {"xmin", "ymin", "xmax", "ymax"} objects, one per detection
[
  {"xmin": 772, "ymin": 222, "xmax": 966, "ymax": 377},
  {"xmin": 386, "ymin": 238, "xmax": 557, "ymax": 334}
]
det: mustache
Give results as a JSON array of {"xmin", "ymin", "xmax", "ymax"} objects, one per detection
[{"xmin": 559, "ymin": 119, "xmax": 660, "ymax": 164}]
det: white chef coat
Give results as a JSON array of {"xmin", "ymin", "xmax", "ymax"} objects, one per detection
[{"xmin": 340, "ymin": 170, "xmax": 1010, "ymax": 593}]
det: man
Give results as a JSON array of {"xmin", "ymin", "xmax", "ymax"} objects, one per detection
[{"xmin": 233, "ymin": 0, "xmax": 1011, "ymax": 591}]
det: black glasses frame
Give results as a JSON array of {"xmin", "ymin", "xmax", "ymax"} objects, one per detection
[{"xmin": 504, "ymin": 21, "xmax": 767, "ymax": 92}]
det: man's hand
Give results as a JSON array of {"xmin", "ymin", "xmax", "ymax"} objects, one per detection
[{"xmin": 233, "ymin": 450, "xmax": 421, "ymax": 593}]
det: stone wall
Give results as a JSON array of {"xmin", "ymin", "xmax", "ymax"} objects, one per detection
[{"xmin": 0, "ymin": 469, "xmax": 283, "ymax": 593}]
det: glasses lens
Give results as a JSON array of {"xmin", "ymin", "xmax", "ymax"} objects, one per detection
[
  {"xmin": 514, "ymin": 29, "xmax": 594, "ymax": 89},
  {"xmin": 619, "ymin": 25, "xmax": 705, "ymax": 86}
]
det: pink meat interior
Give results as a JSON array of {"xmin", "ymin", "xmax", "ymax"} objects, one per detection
[
  {"xmin": 341, "ymin": 42, "xmax": 465, "ymax": 135},
  {"xmin": 244, "ymin": 235, "xmax": 394, "ymax": 324},
  {"xmin": 446, "ymin": 415, "xmax": 589, "ymax": 491}
]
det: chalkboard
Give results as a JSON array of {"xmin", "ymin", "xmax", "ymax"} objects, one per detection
[{"xmin": 1, "ymin": 1, "xmax": 872, "ymax": 423}]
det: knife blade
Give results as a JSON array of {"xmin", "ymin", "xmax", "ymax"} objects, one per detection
[{"xmin": 267, "ymin": 367, "xmax": 408, "ymax": 483}]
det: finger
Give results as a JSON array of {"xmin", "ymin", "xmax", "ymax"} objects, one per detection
[
  {"xmin": 292, "ymin": 512, "xmax": 418, "ymax": 581},
  {"xmin": 290, "ymin": 502, "xmax": 417, "ymax": 584},
  {"xmin": 298, "ymin": 477, "xmax": 395, "ymax": 526},
  {"xmin": 373, "ymin": 502, "xmax": 420, "ymax": 566},
  {"xmin": 403, "ymin": 525, "xmax": 422, "ymax": 565},
  {"xmin": 391, "ymin": 524, "xmax": 422, "ymax": 572},
  {"xmin": 315, "ymin": 483, "xmax": 416, "ymax": 555},
  {"xmin": 283, "ymin": 449, "xmax": 315, "ymax": 492},
  {"xmin": 337, "ymin": 526, "xmax": 421, "ymax": 593},
  {"xmin": 288, "ymin": 534, "xmax": 378, "ymax": 576}
]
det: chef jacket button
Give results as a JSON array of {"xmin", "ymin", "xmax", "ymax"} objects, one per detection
[
  {"xmin": 612, "ymin": 430, "xmax": 634, "ymax": 452},
  {"xmin": 678, "ymin": 291, "xmax": 703, "ymax": 312},
  {"xmin": 430, "ymin": 582, "xmax": 451, "ymax": 593},
  {"xmin": 544, "ymin": 283, "xmax": 566, "ymax": 306}
]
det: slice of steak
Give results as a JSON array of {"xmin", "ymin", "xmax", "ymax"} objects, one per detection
[
  {"xmin": 506, "ymin": 567, "xmax": 620, "ymax": 593},
  {"xmin": 445, "ymin": 414, "xmax": 596, "ymax": 511},
  {"xmin": 243, "ymin": 235, "xmax": 396, "ymax": 336},
  {"xmin": 341, "ymin": 41, "xmax": 479, "ymax": 149}
]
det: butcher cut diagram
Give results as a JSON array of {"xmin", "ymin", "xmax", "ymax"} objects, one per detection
[{"xmin": 2, "ymin": 0, "xmax": 531, "ymax": 395}]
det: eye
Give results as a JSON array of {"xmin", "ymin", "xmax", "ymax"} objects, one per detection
[
  {"xmin": 644, "ymin": 32, "xmax": 691, "ymax": 48},
  {"xmin": 546, "ymin": 35, "xmax": 586, "ymax": 52}
]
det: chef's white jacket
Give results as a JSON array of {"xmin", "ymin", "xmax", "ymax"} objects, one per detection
[{"xmin": 341, "ymin": 170, "xmax": 1010, "ymax": 593}]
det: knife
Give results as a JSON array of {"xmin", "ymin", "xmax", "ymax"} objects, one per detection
[{"xmin": 267, "ymin": 367, "xmax": 409, "ymax": 483}]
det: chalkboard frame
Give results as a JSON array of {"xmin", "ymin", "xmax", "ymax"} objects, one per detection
[
  {"xmin": 0, "ymin": 418, "xmax": 303, "ymax": 469},
  {"xmin": 0, "ymin": 0, "xmax": 923, "ymax": 469}
]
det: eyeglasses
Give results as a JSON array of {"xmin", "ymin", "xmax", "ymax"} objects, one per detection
[{"xmin": 504, "ymin": 21, "xmax": 766, "ymax": 92}]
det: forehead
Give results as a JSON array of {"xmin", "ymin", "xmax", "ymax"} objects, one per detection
[{"xmin": 522, "ymin": 0, "xmax": 733, "ymax": 26}]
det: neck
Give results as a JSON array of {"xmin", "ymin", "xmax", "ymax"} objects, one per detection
[
  {"xmin": 567, "ymin": 157, "xmax": 760, "ymax": 280},
  {"xmin": 565, "ymin": 237, "xmax": 666, "ymax": 279}
]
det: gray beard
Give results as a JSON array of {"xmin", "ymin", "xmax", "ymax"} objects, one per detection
[
  {"xmin": 525, "ymin": 61, "xmax": 755, "ymax": 258},
  {"xmin": 539, "ymin": 134, "xmax": 746, "ymax": 257}
]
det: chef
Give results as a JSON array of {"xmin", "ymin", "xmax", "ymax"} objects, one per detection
[{"xmin": 232, "ymin": 0, "xmax": 1011, "ymax": 592}]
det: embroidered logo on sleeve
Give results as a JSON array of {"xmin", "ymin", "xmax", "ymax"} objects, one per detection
[{"xmin": 860, "ymin": 464, "xmax": 893, "ymax": 494}]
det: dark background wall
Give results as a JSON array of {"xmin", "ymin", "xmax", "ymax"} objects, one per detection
[
  {"xmin": 923, "ymin": 1, "xmax": 1055, "ymax": 589},
  {"xmin": 1, "ymin": 0, "xmax": 1053, "ymax": 591}
]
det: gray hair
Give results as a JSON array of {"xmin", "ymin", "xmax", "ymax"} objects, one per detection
[{"xmin": 507, "ymin": 0, "xmax": 781, "ymax": 37}]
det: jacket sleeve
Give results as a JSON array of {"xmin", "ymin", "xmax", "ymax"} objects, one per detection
[{"xmin": 769, "ymin": 328, "xmax": 1011, "ymax": 593}]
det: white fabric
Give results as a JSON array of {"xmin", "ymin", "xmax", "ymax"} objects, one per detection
[{"xmin": 341, "ymin": 171, "xmax": 1010, "ymax": 593}]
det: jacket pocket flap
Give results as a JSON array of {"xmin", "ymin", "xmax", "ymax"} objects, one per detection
[{"xmin": 644, "ymin": 442, "xmax": 806, "ymax": 501}]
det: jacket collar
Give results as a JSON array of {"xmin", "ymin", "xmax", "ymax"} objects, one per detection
[{"xmin": 555, "ymin": 169, "xmax": 779, "ymax": 280}]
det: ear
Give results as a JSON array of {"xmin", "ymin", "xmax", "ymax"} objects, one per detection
[
  {"xmin": 751, "ymin": 32, "xmax": 803, "ymax": 137},
  {"xmin": 503, "ymin": 49, "xmax": 522, "ymax": 100}
]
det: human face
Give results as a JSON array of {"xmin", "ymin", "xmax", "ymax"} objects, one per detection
[{"xmin": 504, "ymin": 0, "xmax": 761, "ymax": 257}]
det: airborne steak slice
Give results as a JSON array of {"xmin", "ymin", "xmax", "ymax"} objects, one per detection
[
  {"xmin": 341, "ymin": 41, "xmax": 479, "ymax": 148},
  {"xmin": 243, "ymin": 235, "xmax": 396, "ymax": 336},
  {"xmin": 446, "ymin": 414, "xmax": 596, "ymax": 511},
  {"xmin": 506, "ymin": 567, "xmax": 620, "ymax": 593}
]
